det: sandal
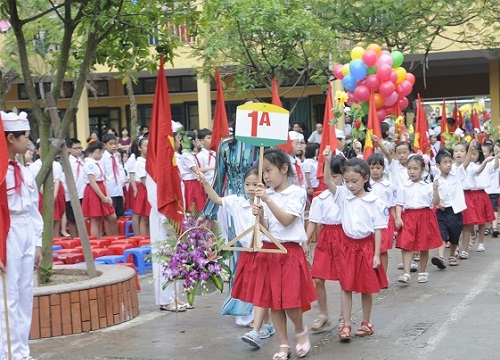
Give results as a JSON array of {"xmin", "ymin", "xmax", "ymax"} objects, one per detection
[
  {"xmin": 355, "ymin": 322, "xmax": 374, "ymax": 337},
  {"xmin": 431, "ymin": 256, "xmax": 446, "ymax": 270},
  {"xmin": 295, "ymin": 327, "xmax": 311, "ymax": 358},
  {"xmin": 417, "ymin": 272, "xmax": 429, "ymax": 283},
  {"xmin": 397, "ymin": 273, "xmax": 410, "ymax": 283},
  {"xmin": 159, "ymin": 304, "xmax": 186, "ymax": 312},
  {"xmin": 259, "ymin": 323, "xmax": 276, "ymax": 339},
  {"xmin": 273, "ymin": 344, "xmax": 291, "ymax": 360},
  {"xmin": 413, "ymin": 253, "xmax": 420, "ymax": 262},
  {"xmin": 448, "ymin": 256, "xmax": 459, "ymax": 266},
  {"xmin": 311, "ymin": 314, "xmax": 331, "ymax": 332},
  {"xmin": 338, "ymin": 324, "xmax": 352, "ymax": 341},
  {"xmin": 241, "ymin": 330, "xmax": 261, "ymax": 348}
]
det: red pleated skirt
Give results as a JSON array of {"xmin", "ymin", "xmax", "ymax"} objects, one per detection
[
  {"xmin": 82, "ymin": 183, "xmax": 115, "ymax": 218},
  {"xmin": 123, "ymin": 184, "xmax": 135, "ymax": 211},
  {"xmin": 381, "ymin": 212, "xmax": 395, "ymax": 253},
  {"xmin": 311, "ymin": 224, "xmax": 343, "ymax": 281},
  {"xmin": 231, "ymin": 242, "xmax": 317, "ymax": 310},
  {"xmin": 339, "ymin": 234, "xmax": 388, "ymax": 294},
  {"xmin": 462, "ymin": 190, "xmax": 495, "ymax": 225},
  {"xmin": 133, "ymin": 182, "xmax": 151, "ymax": 216},
  {"xmin": 54, "ymin": 185, "xmax": 66, "ymax": 221},
  {"xmin": 396, "ymin": 208, "xmax": 441, "ymax": 251},
  {"xmin": 183, "ymin": 179, "xmax": 207, "ymax": 213}
]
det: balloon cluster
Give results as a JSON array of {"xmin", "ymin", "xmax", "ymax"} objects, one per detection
[{"xmin": 333, "ymin": 44, "xmax": 415, "ymax": 121}]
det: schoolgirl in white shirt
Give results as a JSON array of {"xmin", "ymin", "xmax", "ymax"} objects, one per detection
[
  {"xmin": 481, "ymin": 141, "xmax": 500, "ymax": 237},
  {"xmin": 179, "ymin": 131, "xmax": 206, "ymax": 213},
  {"xmin": 250, "ymin": 149, "xmax": 316, "ymax": 359},
  {"xmin": 378, "ymin": 140, "xmax": 412, "ymax": 188},
  {"xmin": 303, "ymin": 155, "xmax": 346, "ymax": 333},
  {"xmin": 133, "ymin": 137, "xmax": 150, "ymax": 235},
  {"xmin": 323, "ymin": 146, "xmax": 388, "ymax": 342},
  {"xmin": 395, "ymin": 155, "xmax": 441, "ymax": 284},
  {"xmin": 302, "ymin": 143, "xmax": 320, "ymax": 203},
  {"xmin": 196, "ymin": 128, "xmax": 216, "ymax": 185}
]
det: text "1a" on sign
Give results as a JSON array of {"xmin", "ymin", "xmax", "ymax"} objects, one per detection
[{"xmin": 249, "ymin": 111, "xmax": 271, "ymax": 136}]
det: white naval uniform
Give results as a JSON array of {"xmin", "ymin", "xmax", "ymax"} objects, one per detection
[{"xmin": 1, "ymin": 160, "xmax": 43, "ymax": 360}]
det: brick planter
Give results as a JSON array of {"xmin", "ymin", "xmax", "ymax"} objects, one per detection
[{"xmin": 30, "ymin": 265, "xmax": 139, "ymax": 339}]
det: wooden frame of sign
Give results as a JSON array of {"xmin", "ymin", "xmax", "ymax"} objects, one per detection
[{"xmin": 222, "ymin": 103, "xmax": 289, "ymax": 254}]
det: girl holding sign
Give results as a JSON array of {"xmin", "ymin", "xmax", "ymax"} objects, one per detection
[{"xmin": 241, "ymin": 148, "xmax": 316, "ymax": 359}]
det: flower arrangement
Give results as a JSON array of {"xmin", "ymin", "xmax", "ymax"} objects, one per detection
[
  {"xmin": 350, "ymin": 119, "xmax": 365, "ymax": 142},
  {"xmin": 332, "ymin": 90, "xmax": 348, "ymax": 124},
  {"xmin": 160, "ymin": 214, "xmax": 232, "ymax": 305}
]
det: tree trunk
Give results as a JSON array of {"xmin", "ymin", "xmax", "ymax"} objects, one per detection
[{"xmin": 126, "ymin": 77, "xmax": 138, "ymax": 137}]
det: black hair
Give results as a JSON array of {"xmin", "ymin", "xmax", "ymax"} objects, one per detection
[
  {"xmin": 330, "ymin": 155, "xmax": 346, "ymax": 175},
  {"xmin": 197, "ymin": 128, "xmax": 212, "ymax": 140},
  {"xmin": 380, "ymin": 122, "xmax": 390, "ymax": 140},
  {"xmin": 367, "ymin": 153, "xmax": 385, "ymax": 167},
  {"xmin": 243, "ymin": 166, "xmax": 259, "ymax": 181},
  {"xmin": 133, "ymin": 135, "xmax": 148, "ymax": 157},
  {"xmin": 263, "ymin": 148, "xmax": 293, "ymax": 180},
  {"xmin": 481, "ymin": 142, "xmax": 494, "ymax": 156},
  {"xmin": 108, "ymin": 128, "xmax": 116, "ymax": 134},
  {"xmin": 121, "ymin": 127, "xmax": 128, "ymax": 132},
  {"xmin": 66, "ymin": 138, "xmax": 81, "ymax": 148},
  {"xmin": 102, "ymin": 134, "xmax": 117, "ymax": 144},
  {"xmin": 140, "ymin": 125, "xmax": 149, "ymax": 131},
  {"xmin": 394, "ymin": 141, "xmax": 411, "ymax": 152},
  {"xmin": 435, "ymin": 149, "xmax": 453, "ymax": 164},
  {"xmin": 86, "ymin": 141, "xmax": 104, "ymax": 155},
  {"xmin": 407, "ymin": 154, "xmax": 425, "ymax": 168},
  {"xmin": 116, "ymin": 148, "xmax": 126, "ymax": 165},
  {"xmin": 343, "ymin": 158, "xmax": 371, "ymax": 192},
  {"xmin": 304, "ymin": 143, "xmax": 320, "ymax": 159},
  {"xmin": 4, "ymin": 130, "xmax": 27, "ymax": 138}
]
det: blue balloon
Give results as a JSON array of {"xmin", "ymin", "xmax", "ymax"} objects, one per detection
[
  {"xmin": 349, "ymin": 59, "xmax": 367, "ymax": 80},
  {"xmin": 343, "ymin": 74, "xmax": 356, "ymax": 91}
]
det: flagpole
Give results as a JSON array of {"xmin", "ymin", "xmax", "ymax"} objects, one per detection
[{"xmin": 2, "ymin": 274, "xmax": 12, "ymax": 360}]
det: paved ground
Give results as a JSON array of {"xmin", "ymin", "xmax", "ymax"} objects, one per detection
[{"xmin": 31, "ymin": 237, "xmax": 500, "ymax": 360}]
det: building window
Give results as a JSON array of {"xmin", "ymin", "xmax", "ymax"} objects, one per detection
[
  {"xmin": 88, "ymin": 80, "xmax": 109, "ymax": 97},
  {"xmin": 124, "ymin": 76, "xmax": 197, "ymax": 95},
  {"xmin": 180, "ymin": 76, "xmax": 197, "ymax": 92},
  {"xmin": 18, "ymin": 82, "xmax": 52, "ymax": 100}
]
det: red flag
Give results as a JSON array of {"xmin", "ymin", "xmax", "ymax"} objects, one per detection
[
  {"xmin": 0, "ymin": 113, "xmax": 10, "ymax": 265},
  {"xmin": 413, "ymin": 94, "xmax": 431, "ymax": 155},
  {"xmin": 210, "ymin": 68, "xmax": 229, "ymax": 152},
  {"xmin": 457, "ymin": 110, "xmax": 464, "ymax": 128},
  {"xmin": 440, "ymin": 99, "xmax": 449, "ymax": 146},
  {"xmin": 394, "ymin": 101, "xmax": 402, "ymax": 117},
  {"xmin": 317, "ymin": 83, "xmax": 338, "ymax": 181},
  {"xmin": 145, "ymin": 55, "xmax": 184, "ymax": 223},
  {"xmin": 471, "ymin": 107, "xmax": 481, "ymax": 132},
  {"xmin": 273, "ymin": 78, "xmax": 291, "ymax": 153},
  {"xmin": 451, "ymin": 102, "xmax": 458, "ymax": 132},
  {"xmin": 363, "ymin": 91, "xmax": 382, "ymax": 160}
]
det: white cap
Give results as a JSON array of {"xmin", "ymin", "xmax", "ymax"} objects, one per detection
[
  {"xmin": 289, "ymin": 131, "xmax": 304, "ymax": 141},
  {"xmin": 171, "ymin": 121, "xmax": 184, "ymax": 133},
  {"xmin": 1, "ymin": 111, "xmax": 30, "ymax": 132},
  {"xmin": 335, "ymin": 129, "xmax": 345, "ymax": 139}
]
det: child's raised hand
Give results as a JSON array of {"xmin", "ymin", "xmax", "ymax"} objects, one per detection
[
  {"xmin": 254, "ymin": 183, "xmax": 269, "ymax": 202},
  {"xmin": 371, "ymin": 134, "xmax": 380, "ymax": 144},
  {"xmin": 485, "ymin": 155, "xmax": 495, "ymax": 163},
  {"xmin": 323, "ymin": 146, "xmax": 332, "ymax": 160},
  {"xmin": 417, "ymin": 149, "xmax": 423, "ymax": 155},
  {"xmin": 468, "ymin": 139, "xmax": 477, "ymax": 152}
]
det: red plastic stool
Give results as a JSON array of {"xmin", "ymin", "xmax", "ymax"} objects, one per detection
[
  {"xmin": 102, "ymin": 235, "xmax": 126, "ymax": 241},
  {"xmin": 89, "ymin": 239, "xmax": 111, "ymax": 248},
  {"xmin": 55, "ymin": 248, "xmax": 83, "ymax": 255},
  {"xmin": 92, "ymin": 248, "xmax": 111, "ymax": 258},
  {"xmin": 59, "ymin": 254, "xmax": 85, "ymax": 264},
  {"xmin": 116, "ymin": 263, "xmax": 141, "ymax": 291},
  {"xmin": 53, "ymin": 260, "xmax": 65, "ymax": 265},
  {"xmin": 111, "ymin": 239, "xmax": 139, "ymax": 247},
  {"xmin": 107, "ymin": 243, "xmax": 134, "ymax": 255},
  {"xmin": 53, "ymin": 239, "xmax": 80, "ymax": 249},
  {"xmin": 138, "ymin": 239, "xmax": 151, "ymax": 247}
]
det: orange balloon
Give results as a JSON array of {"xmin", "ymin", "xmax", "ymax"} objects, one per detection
[
  {"xmin": 366, "ymin": 44, "xmax": 382, "ymax": 58},
  {"xmin": 374, "ymin": 93, "xmax": 384, "ymax": 108}
]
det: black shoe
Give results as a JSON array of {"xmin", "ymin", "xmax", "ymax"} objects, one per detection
[{"xmin": 493, "ymin": 230, "xmax": 500, "ymax": 238}]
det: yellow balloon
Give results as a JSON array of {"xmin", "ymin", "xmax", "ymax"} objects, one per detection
[
  {"xmin": 342, "ymin": 63, "xmax": 350, "ymax": 76},
  {"xmin": 351, "ymin": 46, "xmax": 365, "ymax": 60},
  {"xmin": 394, "ymin": 67, "xmax": 407, "ymax": 84}
]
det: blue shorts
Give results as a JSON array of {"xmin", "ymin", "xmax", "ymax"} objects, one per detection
[{"xmin": 437, "ymin": 207, "xmax": 463, "ymax": 245}]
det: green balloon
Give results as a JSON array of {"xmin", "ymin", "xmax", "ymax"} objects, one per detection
[
  {"xmin": 366, "ymin": 66, "xmax": 377, "ymax": 75},
  {"xmin": 391, "ymin": 51, "xmax": 404, "ymax": 68},
  {"xmin": 359, "ymin": 101, "xmax": 369, "ymax": 114}
]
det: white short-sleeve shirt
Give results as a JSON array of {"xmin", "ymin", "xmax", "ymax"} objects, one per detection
[
  {"xmin": 221, "ymin": 195, "xmax": 265, "ymax": 248},
  {"xmin": 179, "ymin": 152, "xmax": 199, "ymax": 181},
  {"xmin": 69, "ymin": 154, "xmax": 86, "ymax": 199},
  {"xmin": 473, "ymin": 161, "xmax": 495, "ymax": 190},
  {"xmin": 288, "ymin": 155, "xmax": 305, "ymax": 188},
  {"xmin": 302, "ymin": 158, "xmax": 319, "ymax": 188},
  {"xmin": 454, "ymin": 163, "xmax": 476, "ymax": 190},
  {"xmin": 196, "ymin": 148, "xmax": 216, "ymax": 185},
  {"xmin": 333, "ymin": 186, "xmax": 388, "ymax": 239},
  {"xmin": 308, "ymin": 189, "xmax": 341, "ymax": 225},
  {"xmin": 370, "ymin": 179, "xmax": 397, "ymax": 207},
  {"xmin": 262, "ymin": 185, "xmax": 307, "ymax": 244},
  {"xmin": 485, "ymin": 166, "xmax": 500, "ymax": 195},
  {"xmin": 99, "ymin": 150, "xmax": 124, "ymax": 196},
  {"xmin": 83, "ymin": 158, "xmax": 105, "ymax": 183},
  {"xmin": 135, "ymin": 156, "xmax": 147, "ymax": 181},
  {"xmin": 388, "ymin": 160, "xmax": 409, "ymax": 188},
  {"xmin": 435, "ymin": 168, "xmax": 467, "ymax": 213},
  {"xmin": 396, "ymin": 180, "xmax": 434, "ymax": 209}
]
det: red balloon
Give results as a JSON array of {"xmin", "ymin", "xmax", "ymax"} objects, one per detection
[
  {"xmin": 355, "ymin": 79, "xmax": 366, "ymax": 87},
  {"xmin": 383, "ymin": 91, "xmax": 399, "ymax": 106},
  {"xmin": 365, "ymin": 74, "xmax": 380, "ymax": 91},
  {"xmin": 398, "ymin": 80, "xmax": 413, "ymax": 96},
  {"xmin": 385, "ymin": 106, "xmax": 395, "ymax": 115},
  {"xmin": 406, "ymin": 72, "xmax": 416, "ymax": 85},
  {"xmin": 390, "ymin": 71, "xmax": 398, "ymax": 84},
  {"xmin": 374, "ymin": 93, "xmax": 384, "ymax": 108},
  {"xmin": 333, "ymin": 64, "xmax": 344, "ymax": 80},
  {"xmin": 362, "ymin": 50, "xmax": 378, "ymax": 67},
  {"xmin": 399, "ymin": 97, "xmax": 409, "ymax": 110},
  {"xmin": 377, "ymin": 108, "xmax": 387, "ymax": 120},
  {"xmin": 347, "ymin": 91, "xmax": 356, "ymax": 105},
  {"xmin": 354, "ymin": 85, "xmax": 370, "ymax": 102},
  {"xmin": 379, "ymin": 81, "xmax": 395, "ymax": 97},
  {"xmin": 377, "ymin": 64, "xmax": 392, "ymax": 81}
]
